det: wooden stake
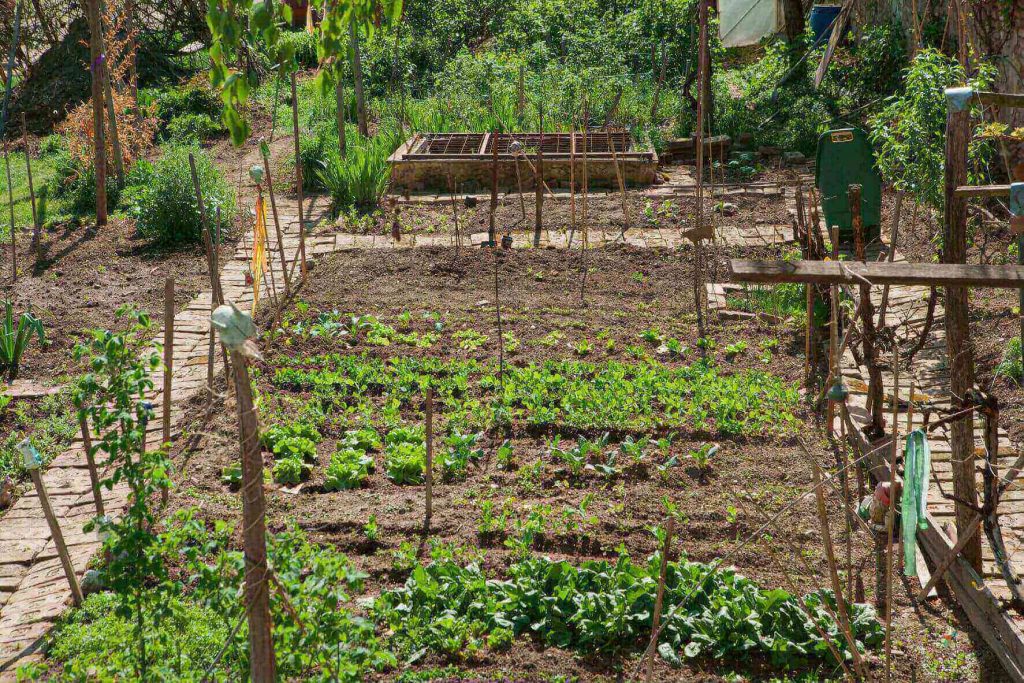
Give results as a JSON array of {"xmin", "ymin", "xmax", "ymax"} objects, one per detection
[
  {"xmin": 534, "ymin": 110, "xmax": 544, "ymax": 248},
  {"xmin": 916, "ymin": 515, "xmax": 981, "ymax": 601},
  {"xmin": 944, "ymin": 92, "xmax": 981, "ymax": 572},
  {"xmin": 28, "ymin": 465, "xmax": 83, "ymax": 606},
  {"xmin": 448, "ymin": 173, "xmax": 461, "ymax": 255},
  {"xmin": 78, "ymin": 413, "xmax": 105, "ymax": 517},
  {"xmin": 839, "ymin": 415, "xmax": 854, "ymax": 605},
  {"xmin": 103, "ymin": 68, "xmax": 125, "ymax": 188},
  {"xmin": 425, "ymin": 387, "xmax": 433, "ymax": 527},
  {"xmin": 85, "ymin": 0, "xmax": 107, "ymax": 225},
  {"xmin": 851, "ymin": 185, "xmax": 884, "ymax": 434},
  {"xmin": 809, "ymin": 454, "xmax": 870, "ymax": 680},
  {"xmin": 568, "ymin": 123, "xmax": 577, "ymax": 247},
  {"xmin": 608, "ymin": 128, "xmax": 631, "ymax": 239},
  {"xmin": 516, "ymin": 65, "xmax": 525, "ymax": 123},
  {"xmin": 290, "ymin": 73, "xmax": 307, "ymax": 280},
  {"xmin": 260, "ymin": 147, "xmax": 291, "ymax": 294},
  {"xmin": 876, "ymin": 190, "xmax": 904, "ymax": 329},
  {"xmin": 489, "ymin": 129, "xmax": 498, "ymax": 245},
  {"xmin": 644, "ymin": 515, "xmax": 674, "ymax": 682},
  {"xmin": 693, "ymin": 0, "xmax": 710, "ymax": 341},
  {"xmin": 883, "ymin": 343, "xmax": 901, "ymax": 683},
  {"xmin": 21, "ymin": 113, "xmax": 37, "ymax": 257},
  {"xmin": 223, "ymin": 327, "xmax": 276, "ymax": 681},
  {"xmin": 336, "ymin": 68, "xmax": 346, "ymax": 158},
  {"xmin": 349, "ymin": 21, "xmax": 368, "ymax": 137},
  {"xmin": 650, "ymin": 39, "xmax": 667, "ymax": 122},
  {"xmin": 3, "ymin": 143, "xmax": 14, "ymax": 282},
  {"xmin": 161, "ymin": 277, "xmax": 173, "ymax": 505}
]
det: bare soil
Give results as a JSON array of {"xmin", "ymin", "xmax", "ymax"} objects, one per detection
[{"xmin": 168, "ymin": 246, "xmax": 1003, "ymax": 682}]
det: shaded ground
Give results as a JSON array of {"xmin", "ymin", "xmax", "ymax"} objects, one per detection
[{"xmin": 168, "ymin": 247, "xmax": 1000, "ymax": 682}]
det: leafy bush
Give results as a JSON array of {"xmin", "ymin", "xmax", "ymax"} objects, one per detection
[
  {"xmin": 127, "ymin": 145, "xmax": 234, "ymax": 245},
  {"xmin": 278, "ymin": 29, "xmax": 319, "ymax": 69},
  {"xmin": 376, "ymin": 553, "xmax": 883, "ymax": 668},
  {"xmin": 145, "ymin": 78, "xmax": 222, "ymax": 127},
  {"xmin": 869, "ymin": 48, "xmax": 996, "ymax": 211},
  {"xmin": 324, "ymin": 446, "xmax": 374, "ymax": 490},
  {"xmin": 996, "ymin": 337, "xmax": 1023, "ymax": 383},
  {"xmin": 164, "ymin": 113, "xmax": 224, "ymax": 143},
  {"xmin": 50, "ymin": 149, "xmax": 122, "ymax": 217}
]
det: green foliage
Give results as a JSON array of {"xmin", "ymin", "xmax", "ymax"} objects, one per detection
[
  {"xmin": 317, "ymin": 126, "xmax": 404, "ymax": 213},
  {"xmin": 324, "ymin": 446, "xmax": 374, "ymax": 490},
  {"xmin": 376, "ymin": 552, "xmax": 883, "ymax": 668},
  {"xmin": 0, "ymin": 390, "xmax": 76, "ymax": 483},
  {"xmin": 50, "ymin": 149, "xmax": 123, "ymax": 218},
  {"xmin": 164, "ymin": 113, "xmax": 224, "ymax": 143},
  {"xmin": 726, "ymin": 283, "xmax": 806, "ymax": 320},
  {"xmin": 385, "ymin": 426, "xmax": 427, "ymax": 484},
  {"xmin": 270, "ymin": 353, "xmax": 801, "ymax": 436},
  {"xmin": 869, "ymin": 48, "xmax": 996, "ymax": 211},
  {"xmin": 127, "ymin": 145, "xmax": 234, "ymax": 245},
  {"xmin": 144, "ymin": 80, "xmax": 222, "ymax": 127},
  {"xmin": 278, "ymin": 28, "xmax": 319, "ymax": 69},
  {"xmin": 440, "ymin": 430, "xmax": 483, "ymax": 482},
  {"xmin": 48, "ymin": 513, "xmax": 396, "ymax": 680},
  {"xmin": 0, "ymin": 300, "xmax": 45, "ymax": 380},
  {"xmin": 72, "ymin": 307, "xmax": 168, "ymax": 678},
  {"xmin": 996, "ymin": 337, "xmax": 1023, "ymax": 383},
  {"xmin": 273, "ymin": 454, "xmax": 310, "ymax": 484}
]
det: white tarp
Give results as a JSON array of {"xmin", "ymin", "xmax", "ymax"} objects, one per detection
[{"xmin": 719, "ymin": 0, "xmax": 782, "ymax": 47}]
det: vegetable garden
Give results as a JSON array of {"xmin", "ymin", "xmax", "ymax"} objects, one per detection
[{"xmin": 1, "ymin": 0, "xmax": 1023, "ymax": 682}]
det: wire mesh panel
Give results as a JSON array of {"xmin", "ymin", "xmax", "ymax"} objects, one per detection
[{"xmin": 414, "ymin": 134, "xmax": 486, "ymax": 155}]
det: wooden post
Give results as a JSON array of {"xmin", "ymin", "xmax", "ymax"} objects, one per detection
[
  {"xmin": 424, "ymin": 387, "xmax": 433, "ymax": 527},
  {"xmin": 4, "ymin": 143, "xmax": 14, "ymax": 282},
  {"xmin": 290, "ymin": 73, "xmax": 307, "ymax": 280},
  {"xmin": 161, "ymin": 277, "xmax": 173, "ymax": 504},
  {"xmin": 21, "ymin": 113, "xmax": 37, "ymax": 257},
  {"xmin": 534, "ymin": 111, "xmax": 544, "ymax": 248},
  {"xmin": 85, "ymin": 0, "xmax": 107, "ymax": 225},
  {"xmin": 488, "ymin": 130, "xmax": 498, "ymax": 245},
  {"xmin": 335, "ymin": 68, "xmax": 346, "ymax": 158},
  {"xmin": 692, "ymin": 0, "xmax": 710, "ymax": 341},
  {"xmin": 883, "ymin": 342, "xmax": 900, "ymax": 683},
  {"xmin": 809, "ymin": 454, "xmax": 869, "ymax": 680},
  {"xmin": 944, "ymin": 90, "xmax": 981, "ymax": 572},
  {"xmin": 216, "ymin": 306, "xmax": 276, "ymax": 682},
  {"xmin": 349, "ymin": 21, "xmax": 368, "ymax": 137},
  {"xmin": 103, "ymin": 69, "xmax": 125, "ymax": 188},
  {"xmin": 261, "ymin": 147, "xmax": 292, "ymax": 294},
  {"xmin": 24, "ymin": 449, "xmax": 84, "ymax": 606},
  {"xmin": 608, "ymin": 129, "xmax": 631, "ymax": 238},
  {"xmin": 851, "ymin": 185, "xmax": 884, "ymax": 435},
  {"xmin": 78, "ymin": 413, "xmax": 105, "ymax": 517},
  {"xmin": 644, "ymin": 515, "xmax": 674, "ymax": 682},
  {"xmin": 568, "ymin": 124, "xmax": 577, "ymax": 247},
  {"xmin": 877, "ymin": 191, "xmax": 904, "ymax": 328}
]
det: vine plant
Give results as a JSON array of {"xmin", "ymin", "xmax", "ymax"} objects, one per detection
[
  {"xmin": 207, "ymin": 0, "xmax": 403, "ymax": 145},
  {"xmin": 73, "ymin": 306, "xmax": 170, "ymax": 678}
]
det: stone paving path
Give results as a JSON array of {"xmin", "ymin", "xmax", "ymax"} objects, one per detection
[{"xmin": 0, "ymin": 178, "xmax": 802, "ymax": 676}]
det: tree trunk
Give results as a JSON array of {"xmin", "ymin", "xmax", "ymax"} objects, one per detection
[
  {"xmin": 85, "ymin": 0, "xmax": 107, "ymax": 225},
  {"xmin": 944, "ymin": 103, "xmax": 982, "ymax": 573},
  {"xmin": 349, "ymin": 21, "xmax": 368, "ymax": 137},
  {"xmin": 781, "ymin": 0, "xmax": 805, "ymax": 41}
]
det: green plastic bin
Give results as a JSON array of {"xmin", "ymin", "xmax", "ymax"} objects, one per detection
[{"xmin": 815, "ymin": 127, "xmax": 882, "ymax": 246}]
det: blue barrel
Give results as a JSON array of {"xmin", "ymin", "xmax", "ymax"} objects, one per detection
[{"xmin": 810, "ymin": 4, "xmax": 842, "ymax": 43}]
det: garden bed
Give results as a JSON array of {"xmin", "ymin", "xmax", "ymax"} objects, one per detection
[{"xmin": 158, "ymin": 247, "xmax": 994, "ymax": 681}]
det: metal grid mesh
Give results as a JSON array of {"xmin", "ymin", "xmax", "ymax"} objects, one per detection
[{"xmin": 411, "ymin": 132, "xmax": 635, "ymax": 156}]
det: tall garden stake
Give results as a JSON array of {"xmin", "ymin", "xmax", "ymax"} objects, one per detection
[
  {"xmin": 883, "ymin": 342, "xmax": 901, "ymax": 683},
  {"xmin": 488, "ymin": 129, "xmax": 498, "ymax": 245},
  {"xmin": 534, "ymin": 108, "xmax": 544, "ymax": 248},
  {"xmin": 78, "ymin": 412, "xmax": 105, "ymax": 516},
  {"xmin": 349, "ymin": 21, "xmax": 368, "ymax": 137},
  {"xmin": 568, "ymin": 122, "xmax": 577, "ymax": 247},
  {"xmin": 161, "ymin": 277, "xmax": 173, "ymax": 506},
  {"xmin": 21, "ymin": 113, "xmax": 37, "ymax": 258},
  {"xmin": 290, "ymin": 73, "xmax": 307, "ymax": 280},
  {"xmin": 261, "ymin": 144, "xmax": 292, "ymax": 294},
  {"xmin": 212, "ymin": 303, "xmax": 276, "ymax": 682},
  {"xmin": 644, "ymin": 515, "xmax": 674, "ymax": 682},
  {"xmin": 3, "ymin": 142, "xmax": 14, "ymax": 282},
  {"xmin": 85, "ymin": 0, "xmax": 107, "ymax": 225},
  {"xmin": 103, "ymin": 68, "xmax": 125, "ymax": 188},
  {"xmin": 425, "ymin": 387, "xmax": 433, "ymax": 529}
]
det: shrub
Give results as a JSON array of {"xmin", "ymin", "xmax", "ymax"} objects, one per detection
[
  {"xmin": 318, "ymin": 127, "xmax": 403, "ymax": 213},
  {"xmin": 996, "ymin": 337, "xmax": 1023, "ymax": 383},
  {"xmin": 145, "ymin": 78, "xmax": 222, "ymax": 127},
  {"xmin": 50, "ymin": 149, "xmax": 122, "ymax": 217},
  {"xmin": 128, "ymin": 145, "xmax": 234, "ymax": 244},
  {"xmin": 163, "ymin": 113, "xmax": 223, "ymax": 143},
  {"xmin": 278, "ymin": 29, "xmax": 319, "ymax": 69}
]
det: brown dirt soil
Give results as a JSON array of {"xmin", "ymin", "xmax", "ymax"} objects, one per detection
[
  {"xmin": 0, "ymin": 216, "xmax": 239, "ymax": 383},
  {"xmin": 168, "ymin": 247, "xmax": 1004, "ymax": 682}
]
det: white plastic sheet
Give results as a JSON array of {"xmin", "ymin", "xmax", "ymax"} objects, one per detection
[{"xmin": 719, "ymin": 0, "xmax": 781, "ymax": 48}]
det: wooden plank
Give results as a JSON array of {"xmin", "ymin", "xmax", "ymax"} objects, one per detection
[
  {"xmin": 954, "ymin": 184, "xmax": 1011, "ymax": 198},
  {"xmin": 977, "ymin": 92, "xmax": 1024, "ymax": 109},
  {"xmin": 728, "ymin": 260, "xmax": 1024, "ymax": 288}
]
